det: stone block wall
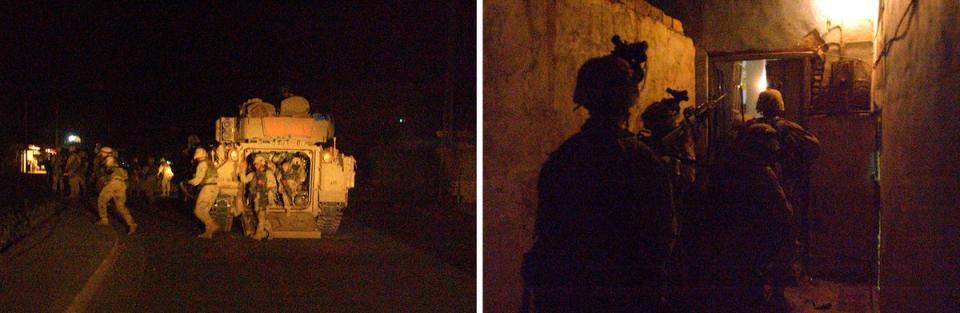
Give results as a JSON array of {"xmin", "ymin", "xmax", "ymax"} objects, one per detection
[{"xmin": 484, "ymin": 1, "xmax": 695, "ymax": 311}]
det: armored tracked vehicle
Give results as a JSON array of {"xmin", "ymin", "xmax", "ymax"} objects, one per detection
[{"xmin": 210, "ymin": 97, "xmax": 355, "ymax": 239}]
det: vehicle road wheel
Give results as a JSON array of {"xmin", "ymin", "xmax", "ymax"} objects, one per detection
[{"xmin": 317, "ymin": 203, "xmax": 344, "ymax": 235}]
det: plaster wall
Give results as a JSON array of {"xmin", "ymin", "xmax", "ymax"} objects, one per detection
[
  {"xmin": 484, "ymin": 1, "xmax": 695, "ymax": 311},
  {"xmin": 873, "ymin": 0, "xmax": 960, "ymax": 310}
]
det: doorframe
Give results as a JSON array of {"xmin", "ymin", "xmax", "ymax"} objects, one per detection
[{"xmin": 707, "ymin": 50, "xmax": 817, "ymax": 126}]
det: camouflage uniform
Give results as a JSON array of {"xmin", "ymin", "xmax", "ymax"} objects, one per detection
[
  {"xmin": 50, "ymin": 151, "xmax": 65, "ymax": 195},
  {"xmin": 64, "ymin": 149, "xmax": 87, "ymax": 199},
  {"xmin": 707, "ymin": 123, "xmax": 795, "ymax": 312},
  {"xmin": 158, "ymin": 162, "xmax": 174, "ymax": 197},
  {"xmin": 522, "ymin": 54, "xmax": 673, "ymax": 312},
  {"xmin": 746, "ymin": 88, "xmax": 820, "ymax": 292},
  {"xmin": 280, "ymin": 159, "xmax": 306, "ymax": 208},
  {"xmin": 97, "ymin": 159, "xmax": 137, "ymax": 234},
  {"xmin": 140, "ymin": 160, "xmax": 158, "ymax": 203},
  {"xmin": 241, "ymin": 158, "xmax": 278, "ymax": 240},
  {"xmin": 189, "ymin": 155, "xmax": 220, "ymax": 238}
]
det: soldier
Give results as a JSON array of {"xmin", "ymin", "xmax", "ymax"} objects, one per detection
[
  {"xmin": 520, "ymin": 53, "xmax": 673, "ymax": 312},
  {"xmin": 709, "ymin": 123, "xmax": 795, "ymax": 312},
  {"xmin": 50, "ymin": 148, "xmax": 65, "ymax": 196},
  {"xmin": 279, "ymin": 86, "xmax": 310, "ymax": 116},
  {"xmin": 746, "ymin": 88, "xmax": 820, "ymax": 255},
  {"xmin": 63, "ymin": 145, "xmax": 87, "ymax": 200},
  {"xmin": 239, "ymin": 154, "xmax": 278, "ymax": 240},
  {"xmin": 639, "ymin": 97, "xmax": 697, "ymax": 185},
  {"xmin": 279, "ymin": 157, "xmax": 306, "ymax": 208},
  {"xmin": 96, "ymin": 156, "xmax": 138, "ymax": 235},
  {"xmin": 92, "ymin": 146, "xmax": 116, "ymax": 192},
  {"xmin": 88, "ymin": 144, "xmax": 102, "ymax": 191},
  {"xmin": 158, "ymin": 158, "xmax": 174, "ymax": 198},
  {"xmin": 187, "ymin": 147, "xmax": 220, "ymax": 239},
  {"xmin": 141, "ymin": 157, "xmax": 158, "ymax": 203},
  {"xmin": 128, "ymin": 157, "xmax": 142, "ymax": 200}
]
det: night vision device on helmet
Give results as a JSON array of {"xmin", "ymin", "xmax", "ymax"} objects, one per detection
[{"xmin": 572, "ymin": 35, "xmax": 650, "ymax": 118}]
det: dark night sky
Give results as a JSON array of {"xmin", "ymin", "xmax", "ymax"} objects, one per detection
[{"xmin": 1, "ymin": 2, "xmax": 476, "ymax": 153}]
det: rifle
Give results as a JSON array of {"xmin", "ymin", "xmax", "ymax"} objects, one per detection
[{"xmin": 660, "ymin": 93, "xmax": 727, "ymax": 147}]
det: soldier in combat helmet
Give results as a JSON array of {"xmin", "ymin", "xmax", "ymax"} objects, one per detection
[
  {"xmin": 239, "ymin": 154, "xmax": 278, "ymax": 240},
  {"xmin": 96, "ymin": 156, "xmax": 138, "ymax": 235},
  {"xmin": 520, "ymin": 37, "xmax": 674, "ymax": 312},
  {"xmin": 188, "ymin": 147, "xmax": 220, "ymax": 239}
]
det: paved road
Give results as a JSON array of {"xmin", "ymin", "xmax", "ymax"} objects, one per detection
[{"xmin": 89, "ymin": 199, "xmax": 475, "ymax": 312}]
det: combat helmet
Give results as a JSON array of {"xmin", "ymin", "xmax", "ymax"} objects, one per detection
[
  {"xmin": 573, "ymin": 55, "xmax": 639, "ymax": 118},
  {"xmin": 104, "ymin": 156, "xmax": 118, "ymax": 168},
  {"xmin": 193, "ymin": 147, "xmax": 209, "ymax": 161},
  {"xmin": 756, "ymin": 89, "xmax": 785, "ymax": 117}
]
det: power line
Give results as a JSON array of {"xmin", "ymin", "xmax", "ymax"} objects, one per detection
[{"xmin": 873, "ymin": 0, "xmax": 918, "ymax": 68}]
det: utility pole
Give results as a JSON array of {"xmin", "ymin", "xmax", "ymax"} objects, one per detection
[
  {"xmin": 54, "ymin": 102, "xmax": 60, "ymax": 147},
  {"xmin": 23, "ymin": 102, "xmax": 29, "ymax": 144}
]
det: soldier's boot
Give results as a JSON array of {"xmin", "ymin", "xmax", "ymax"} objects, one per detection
[
  {"xmin": 252, "ymin": 212, "xmax": 271, "ymax": 240},
  {"xmin": 242, "ymin": 214, "xmax": 255, "ymax": 237},
  {"xmin": 197, "ymin": 222, "xmax": 220, "ymax": 239},
  {"xmin": 252, "ymin": 219, "xmax": 268, "ymax": 240},
  {"xmin": 122, "ymin": 214, "xmax": 138, "ymax": 235},
  {"xmin": 114, "ymin": 201, "xmax": 137, "ymax": 235}
]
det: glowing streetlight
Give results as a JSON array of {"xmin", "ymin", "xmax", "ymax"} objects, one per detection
[{"xmin": 66, "ymin": 134, "xmax": 82, "ymax": 144}]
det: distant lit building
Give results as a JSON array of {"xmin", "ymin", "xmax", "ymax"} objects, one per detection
[{"xmin": 19, "ymin": 144, "xmax": 51, "ymax": 175}]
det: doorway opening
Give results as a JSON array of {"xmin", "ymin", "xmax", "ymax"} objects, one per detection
[{"xmin": 707, "ymin": 50, "xmax": 879, "ymax": 284}]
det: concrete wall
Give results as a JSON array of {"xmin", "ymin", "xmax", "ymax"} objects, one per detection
[
  {"xmin": 873, "ymin": 1, "xmax": 960, "ymax": 311},
  {"xmin": 484, "ymin": 0, "xmax": 695, "ymax": 311}
]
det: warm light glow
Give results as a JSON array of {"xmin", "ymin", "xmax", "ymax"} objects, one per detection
[
  {"xmin": 322, "ymin": 152, "xmax": 332, "ymax": 162},
  {"xmin": 67, "ymin": 134, "xmax": 82, "ymax": 143},
  {"xmin": 21, "ymin": 149, "xmax": 46, "ymax": 174},
  {"xmin": 816, "ymin": 0, "xmax": 878, "ymax": 24},
  {"xmin": 758, "ymin": 67, "xmax": 769, "ymax": 93}
]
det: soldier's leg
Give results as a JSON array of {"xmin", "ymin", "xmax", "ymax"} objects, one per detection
[
  {"xmin": 281, "ymin": 181, "xmax": 294, "ymax": 208},
  {"xmin": 69, "ymin": 177, "xmax": 81, "ymax": 199},
  {"xmin": 253, "ymin": 207, "xmax": 269, "ymax": 240},
  {"xmin": 241, "ymin": 209, "xmax": 256, "ymax": 236},
  {"xmin": 111, "ymin": 188, "xmax": 137, "ymax": 234},
  {"xmin": 96, "ymin": 188, "xmax": 111, "ymax": 224},
  {"xmin": 243, "ymin": 194, "xmax": 262, "ymax": 237},
  {"xmin": 194, "ymin": 186, "xmax": 219, "ymax": 238},
  {"xmin": 251, "ymin": 191, "xmax": 269, "ymax": 239},
  {"xmin": 267, "ymin": 189, "xmax": 277, "ymax": 207}
]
